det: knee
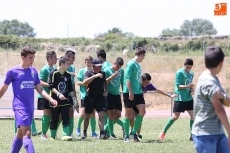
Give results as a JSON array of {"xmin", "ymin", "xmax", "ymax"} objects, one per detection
[
  {"xmin": 172, "ymin": 116, "xmax": 179, "ymax": 120},
  {"xmin": 139, "ymin": 110, "xmax": 146, "ymax": 116},
  {"xmin": 26, "ymin": 130, "xmax": 31, "ymax": 137}
]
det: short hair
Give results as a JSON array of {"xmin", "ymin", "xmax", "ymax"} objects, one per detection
[
  {"xmin": 85, "ymin": 56, "xmax": 93, "ymax": 62},
  {"xmin": 21, "ymin": 46, "xmax": 36, "ymax": 57},
  {"xmin": 184, "ymin": 58, "xmax": 193, "ymax": 66},
  {"xmin": 96, "ymin": 49, "xmax": 106, "ymax": 59},
  {"xmin": 65, "ymin": 50, "xmax": 75, "ymax": 58},
  {"xmin": 46, "ymin": 51, "xmax": 56, "ymax": 60},
  {"xmin": 59, "ymin": 56, "xmax": 70, "ymax": 66},
  {"xmin": 115, "ymin": 57, "xmax": 124, "ymax": 66},
  {"xmin": 205, "ymin": 46, "xmax": 225, "ymax": 68},
  {"xmin": 141, "ymin": 73, "xmax": 151, "ymax": 81},
  {"xmin": 135, "ymin": 47, "xmax": 146, "ymax": 56}
]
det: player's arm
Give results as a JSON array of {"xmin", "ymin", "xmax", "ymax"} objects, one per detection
[
  {"xmin": 0, "ymin": 70, "xmax": 13, "ymax": 99},
  {"xmin": 40, "ymin": 80, "xmax": 49, "ymax": 87},
  {"xmin": 35, "ymin": 84, "xmax": 57, "ymax": 106},
  {"xmin": 125, "ymin": 64, "xmax": 134, "ymax": 95},
  {"xmin": 103, "ymin": 73, "xmax": 108, "ymax": 97},
  {"xmin": 106, "ymin": 71, "xmax": 118, "ymax": 83},
  {"xmin": 176, "ymin": 72, "xmax": 194, "ymax": 89},
  {"xmin": 82, "ymin": 71, "xmax": 102, "ymax": 85},
  {"xmin": 0, "ymin": 84, "xmax": 9, "ymax": 99},
  {"xmin": 120, "ymin": 69, "xmax": 124, "ymax": 91},
  {"xmin": 155, "ymin": 88, "xmax": 176, "ymax": 98},
  {"xmin": 39, "ymin": 69, "xmax": 49, "ymax": 87}
]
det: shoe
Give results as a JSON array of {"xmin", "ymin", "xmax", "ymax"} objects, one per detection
[
  {"xmin": 159, "ymin": 132, "xmax": 166, "ymax": 141},
  {"xmin": 124, "ymin": 136, "xmax": 129, "ymax": 142},
  {"xmin": 61, "ymin": 136, "xmax": 73, "ymax": 141},
  {"xmin": 109, "ymin": 134, "xmax": 117, "ymax": 139},
  {"xmin": 32, "ymin": 130, "xmax": 42, "ymax": 136},
  {"xmin": 40, "ymin": 134, "xmax": 48, "ymax": 140},
  {"xmin": 76, "ymin": 127, "xmax": 81, "ymax": 136},
  {"xmin": 189, "ymin": 136, "xmax": 193, "ymax": 141},
  {"xmin": 99, "ymin": 131, "xmax": 107, "ymax": 139},
  {"xmin": 81, "ymin": 133, "xmax": 87, "ymax": 139},
  {"xmin": 92, "ymin": 132, "xmax": 98, "ymax": 138},
  {"xmin": 137, "ymin": 135, "xmax": 142, "ymax": 140},
  {"xmin": 133, "ymin": 134, "xmax": 140, "ymax": 142}
]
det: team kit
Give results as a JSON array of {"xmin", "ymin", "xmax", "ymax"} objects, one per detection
[{"xmin": 1, "ymin": 46, "xmax": 230, "ymax": 153}]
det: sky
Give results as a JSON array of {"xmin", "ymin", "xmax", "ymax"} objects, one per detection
[{"xmin": 0, "ymin": 0, "xmax": 229, "ymax": 38}]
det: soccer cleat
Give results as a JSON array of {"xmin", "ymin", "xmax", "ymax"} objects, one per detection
[
  {"xmin": 32, "ymin": 131, "xmax": 42, "ymax": 136},
  {"xmin": 109, "ymin": 134, "xmax": 117, "ymax": 139},
  {"xmin": 40, "ymin": 134, "xmax": 48, "ymax": 140},
  {"xmin": 61, "ymin": 136, "xmax": 73, "ymax": 141},
  {"xmin": 81, "ymin": 133, "xmax": 87, "ymax": 139},
  {"xmin": 76, "ymin": 127, "xmax": 81, "ymax": 136},
  {"xmin": 133, "ymin": 134, "xmax": 140, "ymax": 142},
  {"xmin": 137, "ymin": 135, "xmax": 142, "ymax": 140},
  {"xmin": 159, "ymin": 132, "xmax": 166, "ymax": 141},
  {"xmin": 99, "ymin": 131, "xmax": 107, "ymax": 139},
  {"xmin": 91, "ymin": 132, "xmax": 98, "ymax": 138},
  {"xmin": 124, "ymin": 137, "xmax": 129, "ymax": 142}
]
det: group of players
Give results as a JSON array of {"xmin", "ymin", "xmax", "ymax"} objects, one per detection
[{"xmin": 1, "ymin": 45, "xmax": 230, "ymax": 153}]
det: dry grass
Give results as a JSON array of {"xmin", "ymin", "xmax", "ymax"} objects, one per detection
[{"xmin": 1, "ymin": 49, "xmax": 230, "ymax": 110}]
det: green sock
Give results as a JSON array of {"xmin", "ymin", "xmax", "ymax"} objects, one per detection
[
  {"xmin": 77, "ymin": 117, "xmax": 84, "ymax": 128},
  {"xmin": 190, "ymin": 120, "xmax": 194, "ymax": 136},
  {"xmin": 116, "ymin": 119, "xmax": 124, "ymax": 128},
  {"xmin": 69, "ymin": 117, "xmax": 74, "ymax": 135},
  {"xmin": 42, "ymin": 115, "xmax": 50, "ymax": 135},
  {"xmin": 50, "ymin": 129, "xmax": 57, "ymax": 138},
  {"xmin": 14, "ymin": 119, "xmax": 17, "ymax": 134},
  {"xmin": 31, "ymin": 119, "xmax": 37, "ymax": 133},
  {"xmin": 132, "ymin": 114, "xmax": 143, "ymax": 134},
  {"xmin": 108, "ymin": 120, "xmax": 114, "ymax": 136},
  {"xmin": 123, "ymin": 118, "xmax": 130, "ymax": 137},
  {"xmin": 90, "ymin": 118, "xmax": 96, "ymax": 133},
  {"xmin": 63, "ymin": 125, "xmax": 69, "ymax": 136},
  {"xmin": 162, "ymin": 118, "xmax": 175, "ymax": 133}
]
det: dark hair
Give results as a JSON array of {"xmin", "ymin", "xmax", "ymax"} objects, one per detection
[
  {"xmin": 141, "ymin": 73, "xmax": 151, "ymax": 81},
  {"xmin": 184, "ymin": 58, "xmax": 193, "ymax": 66},
  {"xmin": 135, "ymin": 47, "xmax": 146, "ymax": 56},
  {"xmin": 96, "ymin": 49, "xmax": 106, "ymax": 59},
  {"xmin": 21, "ymin": 46, "xmax": 36, "ymax": 57},
  {"xmin": 115, "ymin": 57, "xmax": 124, "ymax": 66},
  {"xmin": 59, "ymin": 56, "xmax": 70, "ymax": 66},
  {"xmin": 85, "ymin": 56, "xmax": 93, "ymax": 62},
  {"xmin": 65, "ymin": 50, "xmax": 75, "ymax": 58},
  {"xmin": 46, "ymin": 51, "xmax": 56, "ymax": 60},
  {"xmin": 205, "ymin": 46, "xmax": 225, "ymax": 68}
]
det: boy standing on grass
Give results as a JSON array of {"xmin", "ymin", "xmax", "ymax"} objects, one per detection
[
  {"xmin": 48, "ymin": 56, "xmax": 77, "ymax": 141},
  {"xmin": 159, "ymin": 58, "xmax": 195, "ymax": 141},
  {"xmin": 75, "ymin": 56, "xmax": 98, "ymax": 138},
  {"xmin": 0, "ymin": 46, "xmax": 57, "ymax": 153},
  {"xmin": 37, "ymin": 51, "xmax": 57, "ymax": 140},
  {"xmin": 192, "ymin": 46, "xmax": 230, "ymax": 153}
]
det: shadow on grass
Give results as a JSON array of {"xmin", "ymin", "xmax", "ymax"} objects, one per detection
[{"xmin": 143, "ymin": 139, "xmax": 173, "ymax": 143}]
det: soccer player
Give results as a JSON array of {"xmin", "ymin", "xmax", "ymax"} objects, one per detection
[
  {"xmin": 48, "ymin": 56, "xmax": 77, "ymax": 141},
  {"xmin": 159, "ymin": 58, "xmax": 195, "ymax": 141},
  {"xmin": 65, "ymin": 50, "xmax": 79, "ymax": 137},
  {"xmin": 0, "ymin": 46, "xmax": 57, "ymax": 153},
  {"xmin": 81, "ymin": 58, "xmax": 107, "ymax": 139},
  {"xmin": 75, "ymin": 56, "xmax": 98, "ymax": 137},
  {"xmin": 130, "ymin": 73, "xmax": 176, "ymax": 140},
  {"xmin": 37, "ymin": 51, "xmax": 57, "ymax": 140},
  {"xmin": 104, "ymin": 57, "xmax": 124, "ymax": 139},
  {"xmin": 192, "ymin": 46, "xmax": 230, "ymax": 153},
  {"xmin": 123, "ymin": 47, "xmax": 146, "ymax": 142}
]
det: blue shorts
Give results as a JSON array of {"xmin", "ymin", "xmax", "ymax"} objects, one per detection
[
  {"xmin": 14, "ymin": 109, "xmax": 34, "ymax": 127},
  {"xmin": 192, "ymin": 134, "xmax": 230, "ymax": 153}
]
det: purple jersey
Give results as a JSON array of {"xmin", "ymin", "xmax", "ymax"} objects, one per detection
[
  {"xmin": 4, "ymin": 65, "xmax": 40, "ymax": 110},
  {"xmin": 142, "ymin": 83, "xmax": 156, "ymax": 93}
]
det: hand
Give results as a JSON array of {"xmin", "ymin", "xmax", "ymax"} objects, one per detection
[
  {"xmin": 58, "ymin": 94, "xmax": 66, "ymax": 100},
  {"xmin": 188, "ymin": 83, "xmax": 195, "ymax": 88},
  {"xmin": 95, "ymin": 73, "xmax": 103, "ymax": 78},
  {"xmin": 72, "ymin": 97, "xmax": 79, "ymax": 113},
  {"xmin": 50, "ymin": 99, "xmax": 58, "ymax": 107},
  {"xmin": 103, "ymin": 91, "xmax": 108, "ymax": 97},
  {"xmin": 170, "ymin": 94, "xmax": 177, "ymax": 98},
  {"xmin": 129, "ymin": 93, "xmax": 134, "ymax": 100},
  {"xmin": 70, "ymin": 72, "xmax": 76, "ymax": 77},
  {"xmin": 111, "ymin": 71, "xmax": 119, "ymax": 78}
]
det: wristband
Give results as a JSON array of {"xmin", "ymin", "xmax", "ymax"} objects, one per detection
[{"xmin": 223, "ymin": 93, "xmax": 227, "ymax": 100}]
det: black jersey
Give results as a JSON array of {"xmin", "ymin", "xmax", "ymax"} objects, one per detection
[
  {"xmin": 48, "ymin": 69, "xmax": 73, "ymax": 106},
  {"xmin": 84, "ymin": 70, "xmax": 106, "ymax": 96}
]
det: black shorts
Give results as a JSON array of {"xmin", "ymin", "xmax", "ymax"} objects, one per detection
[
  {"xmin": 84, "ymin": 94, "xmax": 106, "ymax": 114},
  {"xmin": 173, "ymin": 100, "xmax": 193, "ymax": 113},
  {"xmin": 107, "ymin": 93, "xmax": 122, "ymax": 111},
  {"xmin": 133, "ymin": 106, "xmax": 139, "ymax": 114},
  {"xmin": 123, "ymin": 93, "xmax": 145, "ymax": 108},
  {"xmin": 37, "ymin": 98, "xmax": 50, "ymax": 110},
  {"xmin": 67, "ymin": 96, "xmax": 73, "ymax": 107},
  {"xmin": 80, "ymin": 99, "xmax": 85, "ymax": 108}
]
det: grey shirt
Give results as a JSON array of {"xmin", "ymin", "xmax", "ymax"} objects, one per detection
[{"xmin": 192, "ymin": 71, "xmax": 225, "ymax": 136}]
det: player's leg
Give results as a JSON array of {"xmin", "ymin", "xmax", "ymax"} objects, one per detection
[
  {"xmin": 90, "ymin": 109, "xmax": 98, "ymax": 137},
  {"xmin": 61, "ymin": 105, "xmax": 73, "ymax": 141},
  {"xmin": 104, "ymin": 93, "xmax": 115, "ymax": 137},
  {"xmin": 186, "ymin": 100, "xmax": 194, "ymax": 141},
  {"xmin": 76, "ymin": 99, "xmax": 85, "ymax": 136},
  {"xmin": 68, "ymin": 96, "xmax": 74, "ymax": 136},
  {"xmin": 114, "ymin": 94, "xmax": 123, "ymax": 137},
  {"xmin": 103, "ymin": 97, "xmax": 108, "ymax": 133},
  {"xmin": 50, "ymin": 107, "xmax": 60, "ymax": 140}
]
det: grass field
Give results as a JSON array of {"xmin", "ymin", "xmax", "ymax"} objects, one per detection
[{"xmin": 0, "ymin": 118, "xmax": 196, "ymax": 153}]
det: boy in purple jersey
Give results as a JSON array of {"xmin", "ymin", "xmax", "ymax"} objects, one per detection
[
  {"xmin": 0, "ymin": 46, "xmax": 57, "ymax": 153},
  {"xmin": 130, "ymin": 73, "xmax": 176, "ymax": 140}
]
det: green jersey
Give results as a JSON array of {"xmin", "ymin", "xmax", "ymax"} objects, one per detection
[
  {"xmin": 123, "ymin": 59, "xmax": 142, "ymax": 94},
  {"xmin": 174, "ymin": 68, "xmax": 194, "ymax": 101},
  {"xmin": 67, "ymin": 65, "xmax": 76, "ymax": 93},
  {"xmin": 104, "ymin": 66, "xmax": 124, "ymax": 95},
  {"xmin": 77, "ymin": 67, "xmax": 88, "ymax": 100},
  {"xmin": 102, "ymin": 61, "xmax": 111, "ymax": 71},
  {"xmin": 38, "ymin": 64, "xmax": 54, "ymax": 98}
]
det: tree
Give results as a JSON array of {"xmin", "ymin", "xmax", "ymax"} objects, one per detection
[
  {"xmin": 180, "ymin": 18, "xmax": 217, "ymax": 36},
  {"xmin": 0, "ymin": 19, "xmax": 36, "ymax": 37},
  {"xmin": 161, "ymin": 28, "xmax": 181, "ymax": 37}
]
